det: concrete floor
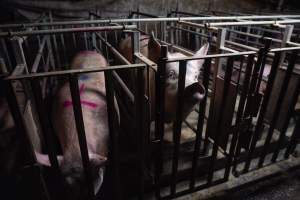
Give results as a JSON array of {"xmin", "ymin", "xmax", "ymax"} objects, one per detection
[{"xmin": 171, "ymin": 156, "xmax": 300, "ymax": 200}]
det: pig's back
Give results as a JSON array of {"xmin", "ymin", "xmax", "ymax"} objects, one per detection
[{"xmin": 53, "ymin": 51, "xmax": 109, "ymax": 160}]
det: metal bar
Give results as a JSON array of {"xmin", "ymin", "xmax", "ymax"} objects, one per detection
[
  {"xmin": 169, "ymin": 26, "xmax": 210, "ymax": 39},
  {"xmin": 232, "ymin": 55, "xmax": 255, "ymax": 173},
  {"xmin": 2, "ymin": 15, "xmax": 300, "ymax": 29},
  {"xmin": 207, "ymin": 56, "xmax": 235, "ymax": 184},
  {"xmin": 271, "ymin": 75, "xmax": 300, "ymax": 162},
  {"xmin": 0, "ymin": 25, "xmax": 137, "ymax": 37},
  {"xmin": 31, "ymin": 36, "xmax": 47, "ymax": 73},
  {"xmin": 154, "ymin": 45, "xmax": 168, "ymax": 199},
  {"xmin": 131, "ymin": 30, "xmax": 146, "ymax": 200},
  {"xmin": 104, "ymin": 70, "xmax": 121, "ymax": 200},
  {"xmin": 279, "ymin": 25, "xmax": 294, "ymax": 67},
  {"xmin": 160, "ymin": 40, "xmax": 194, "ymax": 56},
  {"xmin": 166, "ymin": 51, "xmax": 256, "ymax": 62},
  {"xmin": 30, "ymin": 78, "xmax": 60, "ymax": 171},
  {"xmin": 190, "ymin": 58, "xmax": 211, "ymax": 189},
  {"xmin": 258, "ymin": 50, "xmax": 298, "ymax": 167},
  {"xmin": 95, "ymin": 32, "xmax": 131, "ymax": 65},
  {"xmin": 6, "ymin": 64, "xmax": 145, "ymax": 80},
  {"xmin": 206, "ymin": 19, "xmax": 300, "ymax": 27},
  {"xmin": 4, "ymin": 80, "xmax": 36, "ymax": 165},
  {"xmin": 68, "ymin": 75, "xmax": 95, "ymax": 199},
  {"xmin": 243, "ymin": 51, "xmax": 281, "ymax": 172},
  {"xmin": 284, "ymin": 114, "xmax": 300, "ymax": 158},
  {"xmin": 170, "ymin": 60, "xmax": 187, "ymax": 195},
  {"xmin": 136, "ymin": 67, "xmax": 145, "ymax": 200}
]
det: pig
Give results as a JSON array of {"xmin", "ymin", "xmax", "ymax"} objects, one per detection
[
  {"xmin": 119, "ymin": 33, "xmax": 208, "ymax": 123},
  {"xmin": 37, "ymin": 51, "xmax": 111, "ymax": 199}
]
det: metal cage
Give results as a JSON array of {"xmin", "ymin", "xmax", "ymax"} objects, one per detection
[{"xmin": 1, "ymin": 10, "xmax": 300, "ymax": 200}]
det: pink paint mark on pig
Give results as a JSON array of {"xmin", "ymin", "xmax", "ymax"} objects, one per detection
[{"xmin": 63, "ymin": 83, "xmax": 98, "ymax": 109}]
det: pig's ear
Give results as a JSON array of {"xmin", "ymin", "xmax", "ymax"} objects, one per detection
[
  {"xmin": 35, "ymin": 151, "xmax": 63, "ymax": 167},
  {"xmin": 89, "ymin": 154, "xmax": 107, "ymax": 193},
  {"xmin": 191, "ymin": 42, "xmax": 209, "ymax": 69},
  {"xmin": 148, "ymin": 32, "xmax": 161, "ymax": 63}
]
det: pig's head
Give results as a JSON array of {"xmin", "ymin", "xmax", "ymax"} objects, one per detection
[
  {"xmin": 148, "ymin": 34, "xmax": 209, "ymax": 122},
  {"xmin": 35, "ymin": 151, "xmax": 107, "ymax": 200}
]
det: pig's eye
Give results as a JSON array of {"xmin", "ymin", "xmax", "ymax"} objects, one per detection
[{"xmin": 168, "ymin": 70, "xmax": 176, "ymax": 79}]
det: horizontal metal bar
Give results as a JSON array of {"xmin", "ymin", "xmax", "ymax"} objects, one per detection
[
  {"xmin": 226, "ymin": 40, "xmax": 259, "ymax": 51},
  {"xmin": 228, "ymin": 29, "xmax": 282, "ymax": 43},
  {"xmin": 167, "ymin": 51, "xmax": 256, "ymax": 62},
  {"xmin": 0, "ymin": 25, "xmax": 137, "ymax": 37},
  {"xmin": 206, "ymin": 19, "xmax": 300, "ymax": 27},
  {"xmin": 169, "ymin": 25, "xmax": 210, "ymax": 38},
  {"xmin": 6, "ymin": 64, "xmax": 145, "ymax": 80},
  {"xmin": 2, "ymin": 15, "xmax": 300, "ymax": 29},
  {"xmin": 178, "ymin": 21, "xmax": 218, "ymax": 31},
  {"xmin": 271, "ymin": 46, "xmax": 300, "ymax": 52}
]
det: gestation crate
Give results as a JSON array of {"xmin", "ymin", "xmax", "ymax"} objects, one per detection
[{"xmin": 0, "ymin": 10, "xmax": 300, "ymax": 200}]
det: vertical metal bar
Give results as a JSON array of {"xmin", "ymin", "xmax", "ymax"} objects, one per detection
[
  {"xmin": 154, "ymin": 45, "xmax": 168, "ymax": 199},
  {"xmin": 30, "ymin": 78, "xmax": 60, "ymax": 172},
  {"xmin": 49, "ymin": 12, "xmax": 62, "ymax": 69},
  {"xmin": 207, "ymin": 56, "xmax": 234, "ymax": 185},
  {"xmin": 279, "ymin": 25, "xmax": 294, "ymax": 67},
  {"xmin": 232, "ymin": 55, "xmax": 255, "ymax": 173},
  {"xmin": 243, "ymin": 51, "xmax": 281, "ymax": 173},
  {"xmin": 272, "ymin": 74, "xmax": 300, "ymax": 162},
  {"xmin": 224, "ymin": 55, "xmax": 249, "ymax": 179},
  {"xmin": 136, "ymin": 68, "xmax": 145, "ymax": 200},
  {"xmin": 258, "ymin": 50, "xmax": 298, "ymax": 167},
  {"xmin": 104, "ymin": 70, "xmax": 121, "ymax": 200},
  {"xmin": 284, "ymin": 114, "xmax": 300, "ymax": 158},
  {"xmin": 170, "ymin": 60, "xmax": 187, "ymax": 196},
  {"xmin": 202, "ymin": 28, "xmax": 226, "ymax": 155},
  {"xmin": 60, "ymin": 33, "xmax": 67, "ymax": 67},
  {"xmin": 132, "ymin": 31, "xmax": 145, "ymax": 200},
  {"xmin": 68, "ymin": 74, "xmax": 94, "ymax": 199},
  {"xmin": 4, "ymin": 80, "xmax": 36, "ymax": 165},
  {"xmin": 84, "ymin": 24, "xmax": 89, "ymax": 50},
  {"xmin": 190, "ymin": 58, "xmax": 211, "ymax": 189},
  {"xmin": 90, "ymin": 15, "xmax": 97, "ymax": 49},
  {"xmin": 72, "ymin": 25, "xmax": 77, "ymax": 49}
]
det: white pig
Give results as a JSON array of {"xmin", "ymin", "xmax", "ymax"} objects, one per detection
[
  {"xmin": 119, "ymin": 33, "xmax": 208, "ymax": 123},
  {"xmin": 38, "ymin": 51, "xmax": 111, "ymax": 199}
]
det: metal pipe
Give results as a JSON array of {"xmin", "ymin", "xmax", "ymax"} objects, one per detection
[
  {"xmin": 166, "ymin": 51, "xmax": 256, "ymax": 62},
  {"xmin": 6, "ymin": 64, "xmax": 145, "ymax": 80},
  {"xmin": 2, "ymin": 15, "xmax": 300, "ymax": 29},
  {"xmin": 206, "ymin": 19, "xmax": 300, "ymax": 27},
  {"xmin": 0, "ymin": 25, "xmax": 137, "ymax": 37}
]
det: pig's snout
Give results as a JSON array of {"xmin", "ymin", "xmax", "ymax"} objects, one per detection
[{"xmin": 184, "ymin": 82, "xmax": 206, "ymax": 103}]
